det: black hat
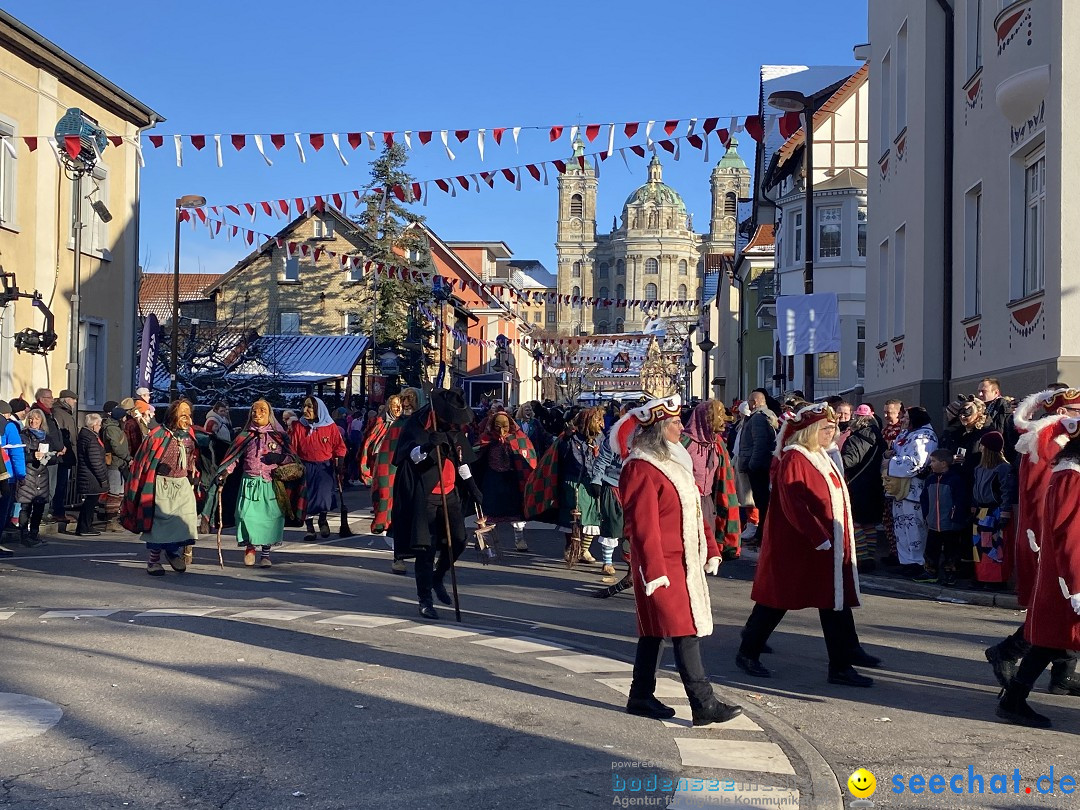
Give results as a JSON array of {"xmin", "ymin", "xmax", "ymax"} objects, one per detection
[
  {"xmin": 58, "ymin": 389, "xmax": 77, "ymax": 400},
  {"xmin": 0, "ymin": 401, "xmax": 10, "ymax": 415},
  {"xmin": 102, "ymin": 400, "xmax": 119, "ymax": 414},
  {"xmin": 9, "ymin": 398, "xmax": 28, "ymax": 415},
  {"xmin": 430, "ymin": 387, "xmax": 474, "ymax": 426}
]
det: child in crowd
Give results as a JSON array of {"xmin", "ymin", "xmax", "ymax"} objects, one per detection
[
  {"xmin": 970, "ymin": 431, "xmax": 1012, "ymax": 588},
  {"xmin": 917, "ymin": 447, "xmax": 970, "ymax": 585}
]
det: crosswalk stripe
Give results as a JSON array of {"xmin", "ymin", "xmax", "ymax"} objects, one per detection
[
  {"xmin": 596, "ymin": 677, "xmax": 686, "ymax": 699},
  {"xmin": 229, "ymin": 609, "xmax": 320, "ymax": 621},
  {"xmin": 135, "ymin": 608, "xmax": 220, "ymax": 618},
  {"xmin": 315, "ymin": 614, "xmax": 405, "ymax": 628},
  {"xmin": 397, "ymin": 624, "xmax": 489, "ymax": 639},
  {"xmin": 661, "ymin": 704, "xmax": 762, "ymax": 732},
  {"xmin": 470, "ymin": 636, "xmax": 569, "ymax": 654},
  {"xmin": 674, "ymin": 738, "xmax": 795, "ymax": 775},
  {"xmin": 39, "ymin": 609, "xmax": 118, "ymax": 619},
  {"xmin": 0, "ymin": 612, "xmax": 14, "ymax": 621},
  {"xmin": 536, "ymin": 653, "xmax": 634, "ymax": 673}
]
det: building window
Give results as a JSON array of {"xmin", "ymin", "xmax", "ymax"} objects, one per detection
[
  {"xmin": 645, "ymin": 258, "xmax": 659, "ymax": 275},
  {"xmin": 964, "ymin": 185, "xmax": 982, "ymax": 317},
  {"xmin": 279, "ymin": 311, "xmax": 300, "ymax": 334},
  {"xmin": 893, "ymin": 226, "xmax": 906, "ymax": 336},
  {"xmin": 533, "ymin": 311, "xmax": 542, "ymax": 323},
  {"xmin": 856, "ymin": 320, "xmax": 866, "ymax": 379},
  {"xmin": 1023, "ymin": 149, "xmax": 1045, "ymax": 296},
  {"xmin": 570, "ymin": 193, "xmax": 583, "ymax": 218},
  {"xmin": 857, "ymin": 208, "xmax": 867, "ymax": 257},
  {"xmin": 547, "ymin": 311, "xmax": 555, "ymax": 323},
  {"xmin": 793, "ymin": 210, "xmax": 803, "ymax": 264},
  {"xmin": 818, "ymin": 206, "xmax": 842, "ymax": 258},
  {"xmin": 967, "ymin": 0, "xmax": 983, "ymax": 76},
  {"xmin": 0, "ymin": 115, "xmax": 16, "ymax": 227},
  {"xmin": 313, "ymin": 218, "xmax": 334, "ymax": 239},
  {"xmin": 678, "ymin": 259, "xmax": 688, "ymax": 275},
  {"xmin": 896, "ymin": 21, "xmax": 908, "ymax": 134},
  {"xmin": 878, "ymin": 239, "xmax": 889, "ymax": 342},
  {"xmin": 645, "ymin": 283, "xmax": 658, "ymax": 300},
  {"xmin": 757, "ymin": 356, "xmax": 774, "ymax": 392},
  {"xmin": 596, "ymin": 322, "xmax": 608, "ymax": 333},
  {"xmin": 345, "ymin": 258, "xmax": 363, "ymax": 283},
  {"xmin": 80, "ymin": 320, "xmax": 106, "ymax": 409},
  {"xmin": 71, "ymin": 163, "xmax": 109, "ymax": 255},
  {"xmin": 724, "ymin": 192, "xmax": 737, "ymax": 217},
  {"xmin": 616, "ymin": 259, "xmax": 625, "ymax": 275},
  {"xmin": 615, "ymin": 317, "xmax": 624, "ymax": 332},
  {"xmin": 599, "ymin": 262, "xmax": 608, "ymax": 278},
  {"xmin": 880, "ymin": 50, "xmax": 892, "ymax": 156},
  {"xmin": 572, "ymin": 285, "xmax": 581, "ymax": 299},
  {"xmin": 342, "ymin": 312, "xmax": 361, "ymax": 333},
  {"xmin": 598, "ymin": 286, "xmax": 609, "ymax": 300},
  {"xmin": 283, "ymin": 256, "xmax": 300, "ymax": 282},
  {"xmin": 616, "ymin": 284, "xmax": 625, "ymax": 300},
  {"xmin": 677, "ymin": 284, "xmax": 688, "ymax": 301},
  {"xmin": 572, "ymin": 261, "xmax": 581, "ymax": 278}
]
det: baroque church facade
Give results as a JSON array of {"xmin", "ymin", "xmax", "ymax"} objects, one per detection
[{"xmin": 555, "ymin": 139, "xmax": 751, "ymax": 335}]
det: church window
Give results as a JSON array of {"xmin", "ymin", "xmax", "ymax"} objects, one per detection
[
  {"xmin": 645, "ymin": 283, "xmax": 658, "ymax": 300},
  {"xmin": 599, "ymin": 262, "xmax": 609, "ymax": 278},
  {"xmin": 572, "ymin": 261, "xmax": 581, "ymax": 278},
  {"xmin": 616, "ymin": 259, "xmax": 625, "ymax": 275},
  {"xmin": 645, "ymin": 258, "xmax": 659, "ymax": 275},
  {"xmin": 570, "ymin": 194, "xmax": 583, "ymax": 218},
  {"xmin": 678, "ymin": 284, "xmax": 688, "ymax": 301},
  {"xmin": 599, "ymin": 286, "xmax": 609, "ymax": 300},
  {"xmin": 596, "ymin": 322, "xmax": 609, "ymax": 333},
  {"xmin": 616, "ymin": 317, "xmax": 624, "ymax": 332},
  {"xmin": 616, "ymin": 284, "xmax": 625, "ymax": 299},
  {"xmin": 678, "ymin": 259, "xmax": 688, "ymax": 275},
  {"xmin": 572, "ymin": 286, "xmax": 581, "ymax": 298},
  {"xmin": 725, "ymin": 192, "xmax": 737, "ymax": 217}
]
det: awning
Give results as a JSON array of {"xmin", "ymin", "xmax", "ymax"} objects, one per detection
[{"xmin": 228, "ymin": 334, "xmax": 370, "ymax": 384}]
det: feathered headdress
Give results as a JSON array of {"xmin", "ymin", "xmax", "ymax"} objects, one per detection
[{"xmin": 611, "ymin": 394, "xmax": 681, "ymax": 458}]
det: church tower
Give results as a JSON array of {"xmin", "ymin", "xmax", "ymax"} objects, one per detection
[
  {"xmin": 706, "ymin": 137, "xmax": 751, "ymax": 254},
  {"xmin": 555, "ymin": 136, "xmax": 597, "ymax": 334}
]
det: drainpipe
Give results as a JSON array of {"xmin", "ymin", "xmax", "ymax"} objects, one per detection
[{"xmin": 933, "ymin": 0, "xmax": 955, "ymax": 403}]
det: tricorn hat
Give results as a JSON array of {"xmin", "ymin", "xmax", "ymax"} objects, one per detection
[
  {"xmin": 611, "ymin": 394, "xmax": 681, "ymax": 457},
  {"xmin": 430, "ymin": 387, "xmax": 474, "ymax": 426}
]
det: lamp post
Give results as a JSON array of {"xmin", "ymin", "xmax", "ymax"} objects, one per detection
[
  {"xmin": 697, "ymin": 332, "xmax": 715, "ymax": 401},
  {"xmin": 768, "ymin": 90, "xmax": 817, "ymax": 400},
  {"xmin": 170, "ymin": 194, "xmax": 206, "ymax": 401}
]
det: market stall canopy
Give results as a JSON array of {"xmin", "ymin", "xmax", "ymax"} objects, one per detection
[{"xmin": 228, "ymin": 334, "xmax": 370, "ymax": 384}]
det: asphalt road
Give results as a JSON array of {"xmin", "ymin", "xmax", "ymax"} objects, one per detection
[{"xmin": 0, "ymin": 493, "xmax": 1077, "ymax": 809}]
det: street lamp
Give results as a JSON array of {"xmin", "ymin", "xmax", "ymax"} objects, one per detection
[
  {"xmin": 697, "ymin": 332, "xmax": 715, "ymax": 401},
  {"xmin": 768, "ymin": 89, "xmax": 817, "ymax": 400},
  {"xmin": 170, "ymin": 194, "xmax": 206, "ymax": 402}
]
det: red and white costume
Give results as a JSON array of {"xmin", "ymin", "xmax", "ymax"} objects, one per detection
[
  {"xmin": 752, "ymin": 442, "xmax": 861, "ymax": 611},
  {"xmin": 1026, "ymin": 450, "xmax": 1080, "ymax": 651}
]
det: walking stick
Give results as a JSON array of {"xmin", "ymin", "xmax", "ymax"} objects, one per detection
[
  {"xmin": 432, "ymin": 439, "xmax": 462, "ymax": 623},
  {"xmin": 215, "ymin": 484, "xmax": 224, "ymax": 569}
]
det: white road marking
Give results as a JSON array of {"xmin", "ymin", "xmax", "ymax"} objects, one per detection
[
  {"xmin": 229, "ymin": 609, "xmax": 320, "ymax": 621},
  {"xmin": 662, "ymin": 704, "xmax": 763, "ymax": 732},
  {"xmin": 315, "ymin": 614, "xmax": 405, "ymax": 628},
  {"xmin": 9, "ymin": 553, "xmax": 136, "ymax": 561},
  {"xmin": 397, "ymin": 625, "xmax": 490, "ymax": 639},
  {"xmin": 469, "ymin": 636, "xmax": 569, "ymax": 654},
  {"xmin": 39, "ymin": 609, "xmax": 119, "ymax": 619},
  {"xmin": 0, "ymin": 612, "xmax": 14, "ymax": 621},
  {"xmin": 135, "ymin": 608, "xmax": 220, "ymax": 618},
  {"xmin": 595, "ymin": 677, "xmax": 686, "ymax": 699},
  {"xmin": 0, "ymin": 693, "xmax": 63, "ymax": 746},
  {"xmin": 674, "ymin": 738, "xmax": 795, "ymax": 775},
  {"xmin": 536, "ymin": 653, "xmax": 634, "ymax": 673}
]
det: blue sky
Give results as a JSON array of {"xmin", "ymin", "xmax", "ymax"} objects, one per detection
[{"xmin": 9, "ymin": 0, "xmax": 867, "ymax": 276}]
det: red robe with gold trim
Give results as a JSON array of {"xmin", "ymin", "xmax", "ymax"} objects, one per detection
[{"xmin": 1026, "ymin": 461, "xmax": 1080, "ymax": 651}]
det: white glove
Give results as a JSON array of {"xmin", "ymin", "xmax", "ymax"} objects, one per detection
[
  {"xmin": 816, "ymin": 539, "xmax": 832, "ymax": 551},
  {"xmin": 410, "ymin": 445, "xmax": 428, "ymax": 464},
  {"xmin": 1027, "ymin": 530, "xmax": 1040, "ymax": 554},
  {"xmin": 704, "ymin": 556, "xmax": 721, "ymax": 575},
  {"xmin": 643, "ymin": 574, "xmax": 670, "ymax": 597},
  {"xmin": 1072, "ymin": 595, "xmax": 1080, "ymax": 617},
  {"xmin": 457, "ymin": 464, "xmax": 472, "ymax": 480}
]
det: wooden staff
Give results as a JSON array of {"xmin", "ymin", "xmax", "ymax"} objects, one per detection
[{"xmin": 215, "ymin": 483, "xmax": 225, "ymax": 569}]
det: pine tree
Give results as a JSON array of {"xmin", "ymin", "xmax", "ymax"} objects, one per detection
[{"xmin": 347, "ymin": 143, "xmax": 435, "ymax": 388}]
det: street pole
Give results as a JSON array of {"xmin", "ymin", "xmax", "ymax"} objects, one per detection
[
  {"xmin": 67, "ymin": 173, "xmax": 83, "ymax": 398},
  {"xmin": 802, "ymin": 104, "xmax": 816, "ymax": 401},
  {"xmin": 170, "ymin": 198, "xmax": 181, "ymax": 402}
]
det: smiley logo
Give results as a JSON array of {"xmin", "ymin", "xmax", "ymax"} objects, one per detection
[{"xmin": 847, "ymin": 768, "xmax": 877, "ymax": 798}]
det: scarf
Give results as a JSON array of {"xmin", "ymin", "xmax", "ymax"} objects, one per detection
[
  {"xmin": 27, "ymin": 427, "xmax": 45, "ymax": 440},
  {"xmin": 301, "ymin": 397, "xmax": 335, "ymax": 429},
  {"xmin": 666, "ymin": 439, "xmax": 694, "ymax": 476}
]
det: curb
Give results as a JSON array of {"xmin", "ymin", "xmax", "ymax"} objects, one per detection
[{"xmin": 858, "ymin": 573, "xmax": 1020, "ymax": 610}]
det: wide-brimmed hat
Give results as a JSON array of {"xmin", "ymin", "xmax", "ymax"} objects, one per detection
[
  {"xmin": 120, "ymin": 397, "xmax": 136, "ymax": 411},
  {"xmin": 430, "ymin": 387, "xmax": 474, "ymax": 426},
  {"xmin": 58, "ymin": 389, "xmax": 76, "ymax": 400}
]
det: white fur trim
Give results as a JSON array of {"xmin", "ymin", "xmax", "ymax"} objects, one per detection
[
  {"xmin": 1016, "ymin": 414, "xmax": 1065, "ymax": 462},
  {"xmin": 628, "ymin": 447, "xmax": 714, "ymax": 636},
  {"xmin": 1053, "ymin": 459, "xmax": 1080, "ymax": 475},
  {"xmin": 785, "ymin": 444, "xmax": 861, "ymax": 609},
  {"xmin": 1027, "ymin": 529, "xmax": 1040, "ymax": 554},
  {"xmin": 1014, "ymin": 389, "xmax": 1060, "ymax": 434},
  {"xmin": 644, "ymin": 575, "xmax": 671, "ymax": 596},
  {"xmin": 705, "ymin": 556, "xmax": 721, "ymax": 575}
]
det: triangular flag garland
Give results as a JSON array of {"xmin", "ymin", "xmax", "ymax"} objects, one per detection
[{"xmin": 182, "ymin": 209, "xmax": 701, "ymax": 319}]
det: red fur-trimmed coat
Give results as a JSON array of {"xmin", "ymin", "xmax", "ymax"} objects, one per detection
[
  {"xmin": 620, "ymin": 451, "xmax": 721, "ymax": 639},
  {"xmin": 1026, "ymin": 461, "xmax": 1080, "ymax": 651},
  {"xmin": 752, "ymin": 445, "xmax": 861, "ymax": 611}
]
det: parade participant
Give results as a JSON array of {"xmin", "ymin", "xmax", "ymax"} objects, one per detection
[
  {"xmin": 472, "ymin": 409, "xmax": 536, "ymax": 552},
  {"xmin": 997, "ymin": 427, "xmax": 1080, "ymax": 727},
  {"xmin": 590, "ymin": 404, "xmax": 631, "ymax": 580},
  {"xmin": 985, "ymin": 386, "xmax": 1080, "ymax": 693},
  {"xmin": 736, "ymin": 403, "xmax": 876, "ymax": 687},
  {"xmin": 371, "ymin": 388, "xmax": 421, "ymax": 574},
  {"xmin": 359, "ymin": 396, "xmax": 400, "ymax": 486},
  {"xmin": 885, "ymin": 406, "xmax": 938, "ymax": 576},
  {"xmin": 557, "ymin": 407, "xmax": 604, "ymax": 563},
  {"xmin": 16, "ymin": 409, "xmax": 57, "ymax": 547},
  {"xmin": 121, "ymin": 399, "xmax": 201, "ymax": 576},
  {"xmin": 614, "ymin": 394, "xmax": 743, "ymax": 726},
  {"xmin": 75, "ymin": 413, "xmax": 108, "ymax": 536},
  {"xmin": 289, "ymin": 396, "xmax": 347, "ymax": 542},
  {"xmin": 683, "ymin": 400, "xmax": 741, "ymax": 561},
  {"xmin": 736, "ymin": 390, "xmax": 778, "ymax": 544},
  {"xmin": 209, "ymin": 400, "xmax": 304, "ymax": 568},
  {"xmin": 391, "ymin": 388, "xmax": 480, "ymax": 620}
]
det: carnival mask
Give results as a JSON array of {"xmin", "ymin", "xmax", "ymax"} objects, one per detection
[
  {"xmin": 387, "ymin": 396, "xmax": 403, "ymax": 419},
  {"xmin": 492, "ymin": 414, "xmax": 511, "ymax": 441},
  {"xmin": 252, "ymin": 400, "xmax": 271, "ymax": 427},
  {"xmin": 175, "ymin": 402, "xmax": 193, "ymax": 431},
  {"xmin": 303, "ymin": 398, "xmax": 316, "ymax": 421}
]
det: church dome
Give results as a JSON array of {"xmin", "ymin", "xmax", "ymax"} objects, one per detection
[{"xmin": 622, "ymin": 155, "xmax": 686, "ymax": 216}]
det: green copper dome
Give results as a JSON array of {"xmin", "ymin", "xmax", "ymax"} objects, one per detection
[{"xmin": 622, "ymin": 155, "xmax": 687, "ymax": 214}]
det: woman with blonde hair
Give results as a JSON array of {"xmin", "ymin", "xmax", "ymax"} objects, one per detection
[{"xmin": 735, "ymin": 402, "xmax": 877, "ymax": 687}]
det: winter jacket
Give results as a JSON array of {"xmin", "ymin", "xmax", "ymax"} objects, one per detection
[
  {"xmin": 34, "ymin": 403, "xmax": 64, "ymax": 459},
  {"xmin": 888, "ymin": 426, "xmax": 938, "ymax": 503},
  {"xmin": 920, "ymin": 469, "xmax": 970, "ymax": 532},
  {"xmin": 101, "ymin": 417, "xmax": 131, "ymax": 471},
  {"xmin": 16, "ymin": 429, "xmax": 55, "ymax": 504},
  {"xmin": 590, "ymin": 431, "xmax": 623, "ymax": 488},
  {"xmin": 737, "ymin": 408, "xmax": 778, "ymax": 473},
  {"xmin": 76, "ymin": 427, "xmax": 108, "ymax": 496},
  {"xmin": 3, "ymin": 417, "xmax": 25, "ymax": 479},
  {"xmin": 53, "ymin": 400, "xmax": 77, "ymax": 468},
  {"xmin": 558, "ymin": 430, "xmax": 600, "ymax": 484},
  {"xmin": 840, "ymin": 417, "xmax": 885, "ymax": 525},
  {"xmin": 972, "ymin": 462, "xmax": 1011, "ymax": 508},
  {"xmin": 123, "ymin": 416, "xmax": 145, "ymax": 457}
]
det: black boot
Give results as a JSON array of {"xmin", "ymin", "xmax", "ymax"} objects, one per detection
[
  {"xmin": 985, "ymin": 644, "xmax": 1019, "ymax": 689},
  {"xmin": 1048, "ymin": 660, "xmax": 1080, "ymax": 696},
  {"xmin": 626, "ymin": 695, "xmax": 676, "ymax": 720},
  {"xmin": 304, "ymin": 519, "xmax": 316, "ymax": 542},
  {"xmin": 691, "ymin": 698, "xmax": 744, "ymax": 727},
  {"xmin": 827, "ymin": 665, "xmax": 874, "ymax": 687},
  {"xmin": 997, "ymin": 680, "xmax": 1052, "ymax": 728},
  {"xmin": 317, "ymin": 513, "xmax": 330, "ymax": 538},
  {"xmin": 432, "ymin": 577, "xmax": 452, "ymax": 606}
]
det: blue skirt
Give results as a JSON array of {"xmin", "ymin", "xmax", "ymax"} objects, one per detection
[{"xmin": 303, "ymin": 460, "xmax": 337, "ymax": 515}]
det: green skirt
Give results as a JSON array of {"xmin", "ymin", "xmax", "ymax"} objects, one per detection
[
  {"xmin": 558, "ymin": 481, "xmax": 600, "ymax": 531},
  {"xmin": 144, "ymin": 475, "xmax": 198, "ymax": 548},
  {"xmin": 235, "ymin": 475, "xmax": 285, "ymax": 548}
]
